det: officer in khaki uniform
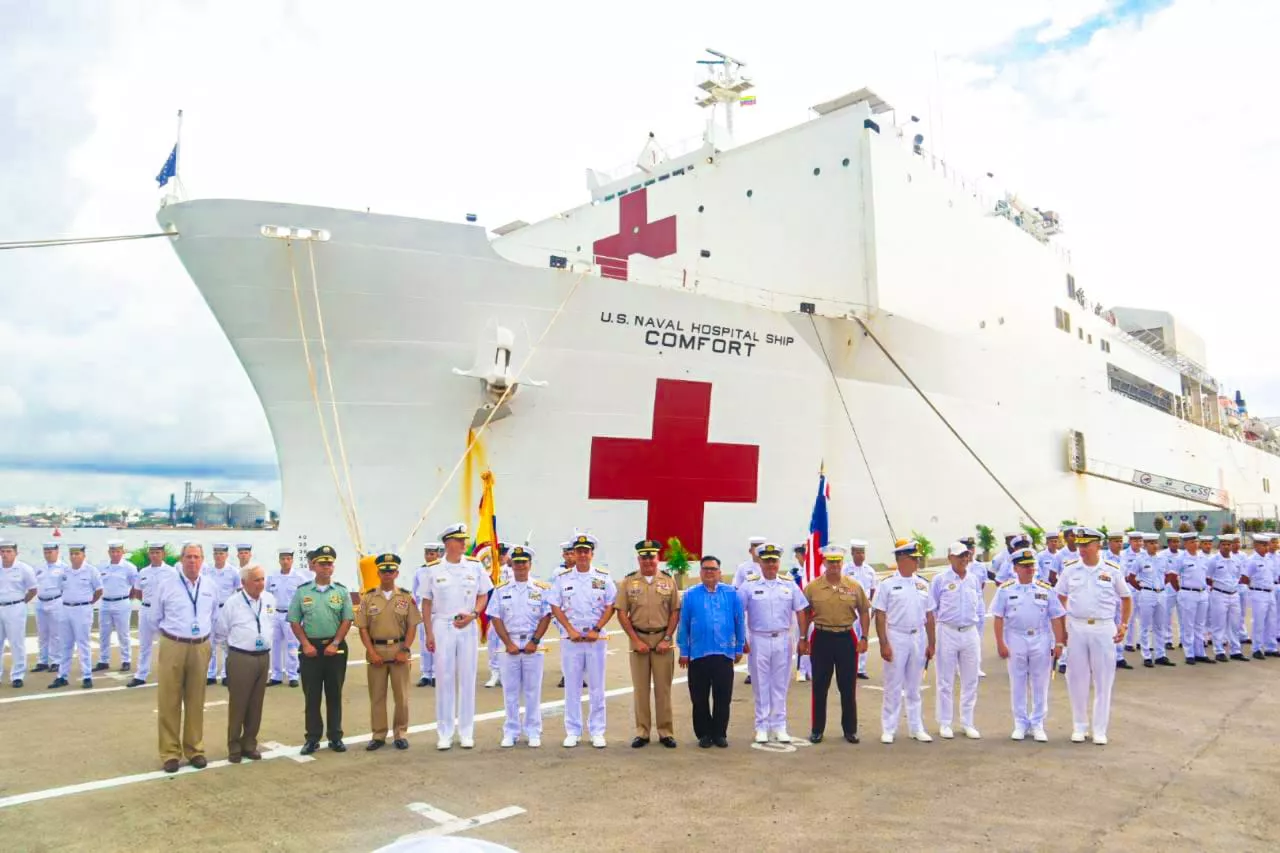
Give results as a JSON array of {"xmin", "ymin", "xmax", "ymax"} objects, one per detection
[
  {"xmin": 614, "ymin": 539, "xmax": 681, "ymax": 748},
  {"xmin": 798, "ymin": 545, "xmax": 871, "ymax": 744},
  {"xmin": 356, "ymin": 553, "xmax": 421, "ymax": 751}
]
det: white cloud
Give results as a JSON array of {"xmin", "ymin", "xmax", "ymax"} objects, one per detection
[{"xmin": 2, "ymin": 0, "xmax": 1277, "ymax": 507}]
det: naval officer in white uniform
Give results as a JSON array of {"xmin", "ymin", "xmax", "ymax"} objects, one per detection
[
  {"xmin": 0, "ymin": 539, "xmax": 38, "ymax": 686},
  {"xmin": 413, "ymin": 541, "xmax": 443, "ymax": 687},
  {"xmin": 874, "ymin": 540, "xmax": 936, "ymax": 744},
  {"xmin": 49, "ymin": 544, "xmax": 103, "ymax": 689},
  {"xmin": 843, "ymin": 539, "xmax": 878, "ymax": 679},
  {"xmin": 95, "ymin": 539, "xmax": 138, "ymax": 672},
  {"xmin": 1054, "ymin": 527, "xmax": 1132, "ymax": 745}
]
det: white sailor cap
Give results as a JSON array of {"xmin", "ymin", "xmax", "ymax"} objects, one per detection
[
  {"xmin": 0, "ymin": 538, "xmax": 16, "ymax": 548},
  {"xmin": 212, "ymin": 543, "xmax": 230, "ymax": 551},
  {"xmin": 793, "ymin": 543, "xmax": 807, "ymax": 553},
  {"xmin": 821, "ymin": 544, "xmax": 845, "ymax": 559},
  {"xmin": 1223, "ymin": 533, "xmax": 1240, "ymax": 542},
  {"xmin": 748, "ymin": 536, "xmax": 767, "ymax": 546},
  {"xmin": 1142, "ymin": 533, "xmax": 1160, "ymax": 542},
  {"xmin": 560, "ymin": 541, "xmax": 573, "ymax": 552},
  {"xmin": 106, "ymin": 539, "xmax": 126, "ymax": 549},
  {"xmin": 235, "ymin": 543, "xmax": 253, "ymax": 551},
  {"xmin": 1127, "ymin": 530, "xmax": 1144, "ymax": 538},
  {"xmin": 1198, "ymin": 533, "xmax": 1215, "ymax": 541},
  {"xmin": 1253, "ymin": 533, "xmax": 1272, "ymax": 543},
  {"xmin": 67, "ymin": 543, "xmax": 86, "ymax": 552},
  {"xmin": 147, "ymin": 541, "xmax": 168, "ymax": 550},
  {"xmin": 42, "ymin": 541, "xmax": 60, "ymax": 550},
  {"xmin": 1178, "ymin": 531, "xmax": 1197, "ymax": 540},
  {"xmin": 423, "ymin": 541, "xmax": 444, "ymax": 552},
  {"xmin": 440, "ymin": 523, "xmax": 468, "ymax": 541},
  {"xmin": 1010, "ymin": 534, "xmax": 1031, "ymax": 547},
  {"xmin": 277, "ymin": 547, "xmax": 295, "ymax": 556},
  {"xmin": 569, "ymin": 532, "xmax": 598, "ymax": 550},
  {"xmin": 947, "ymin": 541, "xmax": 969, "ymax": 557},
  {"xmin": 1045, "ymin": 530, "xmax": 1061, "ymax": 539},
  {"xmin": 849, "ymin": 539, "xmax": 868, "ymax": 550}
]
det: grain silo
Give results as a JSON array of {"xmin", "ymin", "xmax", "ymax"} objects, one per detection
[
  {"xmin": 192, "ymin": 494, "xmax": 228, "ymax": 527},
  {"xmin": 228, "ymin": 495, "xmax": 267, "ymax": 529}
]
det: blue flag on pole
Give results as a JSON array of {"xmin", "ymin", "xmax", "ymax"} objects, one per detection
[
  {"xmin": 156, "ymin": 144, "xmax": 177, "ymax": 187},
  {"xmin": 803, "ymin": 470, "xmax": 830, "ymax": 585}
]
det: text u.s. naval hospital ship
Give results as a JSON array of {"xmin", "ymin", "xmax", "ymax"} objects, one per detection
[{"xmin": 157, "ymin": 51, "xmax": 1280, "ymax": 584}]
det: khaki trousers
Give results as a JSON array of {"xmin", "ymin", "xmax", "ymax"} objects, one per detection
[
  {"xmin": 225, "ymin": 649, "xmax": 270, "ymax": 757},
  {"xmin": 629, "ymin": 631, "xmax": 675, "ymax": 739},
  {"xmin": 157, "ymin": 635, "xmax": 212, "ymax": 762},
  {"xmin": 368, "ymin": 659, "xmax": 410, "ymax": 740}
]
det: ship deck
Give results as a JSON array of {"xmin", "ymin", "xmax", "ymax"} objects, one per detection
[{"xmin": 0, "ymin": 604, "xmax": 1276, "ymax": 853}]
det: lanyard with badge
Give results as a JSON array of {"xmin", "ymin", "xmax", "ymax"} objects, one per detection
[
  {"xmin": 185, "ymin": 578, "xmax": 203, "ymax": 636},
  {"xmin": 242, "ymin": 591, "xmax": 266, "ymax": 649}
]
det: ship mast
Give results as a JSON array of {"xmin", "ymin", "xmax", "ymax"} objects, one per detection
[{"xmin": 695, "ymin": 48, "xmax": 752, "ymax": 147}]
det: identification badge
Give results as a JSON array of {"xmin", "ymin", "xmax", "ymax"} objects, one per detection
[
  {"xmin": 254, "ymin": 636, "xmax": 265, "ymax": 650},
  {"xmin": 191, "ymin": 622, "xmax": 200, "ymax": 636}
]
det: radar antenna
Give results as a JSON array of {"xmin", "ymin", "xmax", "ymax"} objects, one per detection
[{"xmin": 695, "ymin": 48, "xmax": 753, "ymax": 143}]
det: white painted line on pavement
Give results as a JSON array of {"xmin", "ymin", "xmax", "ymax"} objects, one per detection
[{"xmin": 381, "ymin": 803, "xmax": 527, "ymax": 847}]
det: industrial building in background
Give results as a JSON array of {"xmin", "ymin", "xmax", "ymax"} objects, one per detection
[{"xmin": 171, "ymin": 481, "xmax": 272, "ymax": 529}]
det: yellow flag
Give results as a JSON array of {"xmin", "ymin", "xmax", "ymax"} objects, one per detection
[{"xmin": 475, "ymin": 470, "xmax": 501, "ymax": 588}]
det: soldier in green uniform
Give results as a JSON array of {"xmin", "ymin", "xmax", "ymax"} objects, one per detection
[
  {"xmin": 356, "ymin": 553, "xmax": 421, "ymax": 751},
  {"xmin": 614, "ymin": 539, "xmax": 681, "ymax": 749},
  {"xmin": 287, "ymin": 545, "xmax": 354, "ymax": 755}
]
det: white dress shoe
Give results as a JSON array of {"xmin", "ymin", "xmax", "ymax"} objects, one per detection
[
  {"xmin": 911, "ymin": 730, "xmax": 933, "ymax": 743},
  {"xmin": 1010, "ymin": 728, "xmax": 1026, "ymax": 741},
  {"xmin": 880, "ymin": 732, "xmax": 895, "ymax": 744},
  {"xmin": 939, "ymin": 725, "xmax": 954, "ymax": 739},
  {"xmin": 774, "ymin": 729, "xmax": 792, "ymax": 743},
  {"xmin": 484, "ymin": 673, "xmax": 500, "ymax": 688},
  {"xmin": 500, "ymin": 735, "xmax": 515, "ymax": 748},
  {"xmin": 460, "ymin": 737, "xmax": 475, "ymax": 749},
  {"xmin": 528, "ymin": 736, "xmax": 542, "ymax": 748},
  {"xmin": 1070, "ymin": 731, "xmax": 1087, "ymax": 743},
  {"xmin": 1032, "ymin": 728, "xmax": 1048, "ymax": 743},
  {"xmin": 563, "ymin": 735, "xmax": 579, "ymax": 748},
  {"xmin": 436, "ymin": 738, "xmax": 452, "ymax": 751},
  {"xmin": 591, "ymin": 734, "xmax": 607, "ymax": 748},
  {"xmin": 963, "ymin": 726, "xmax": 981, "ymax": 740},
  {"xmin": 754, "ymin": 729, "xmax": 768, "ymax": 744},
  {"xmin": 1092, "ymin": 734, "xmax": 1108, "ymax": 745}
]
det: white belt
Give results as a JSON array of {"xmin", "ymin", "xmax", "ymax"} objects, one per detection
[
  {"xmin": 940, "ymin": 623, "xmax": 971, "ymax": 632},
  {"xmin": 1068, "ymin": 616, "xmax": 1112, "ymax": 626},
  {"xmin": 1016, "ymin": 627, "xmax": 1045, "ymax": 637},
  {"xmin": 888, "ymin": 626, "xmax": 921, "ymax": 634}
]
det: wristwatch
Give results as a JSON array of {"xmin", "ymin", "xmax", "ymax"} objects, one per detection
[
  {"xmin": 530, "ymin": 636, "xmax": 541, "ymax": 645},
  {"xmin": 662, "ymin": 635, "xmax": 673, "ymax": 643}
]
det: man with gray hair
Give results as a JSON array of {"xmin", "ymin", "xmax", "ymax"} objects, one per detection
[
  {"xmin": 154, "ymin": 543, "xmax": 218, "ymax": 772},
  {"xmin": 217, "ymin": 563, "xmax": 276, "ymax": 762}
]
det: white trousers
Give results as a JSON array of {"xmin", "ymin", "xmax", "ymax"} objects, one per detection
[
  {"xmin": 58, "ymin": 605, "xmax": 93, "ymax": 679},
  {"xmin": 97, "ymin": 601, "xmax": 132, "ymax": 665},
  {"xmin": 1065, "ymin": 619, "xmax": 1116, "ymax": 737},
  {"xmin": 434, "ymin": 618, "xmax": 479, "ymax": 740},
  {"xmin": 935, "ymin": 624, "xmax": 978, "ymax": 728},
  {"xmin": 0, "ymin": 602, "xmax": 28, "ymax": 680},
  {"xmin": 488, "ymin": 629, "xmax": 502, "ymax": 674},
  {"xmin": 1136, "ymin": 590, "xmax": 1163, "ymax": 661},
  {"xmin": 1208, "ymin": 591, "xmax": 1242, "ymax": 655},
  {"xmin": 1248, "ymin": 591, "xmax": 1275, "ymax": 653},
  {"xmin": 748, "ymin": 631, "xmax": 791, "ymax": 731},
  {"xmin": 1163, "ymin": 589, "xmax": 1178, "ymax": 646},
  {"xmin": 1177, "ymin": 589, "xmax": 1208, "ymax": 659},
  {"xmin": 36, "ymin": 599, "xmax": 62, "ymax": 666},
  {"xmin": 1005, "ymin": 629, "xmax": 1052, "ymax": 729},
  {"xmin": 207, "ymin": 605, "xmax": 230, "ymax": 678},
  {"xmin": 417, "ymin": 623, "xmax": 434, "ymax": 676},
  {"xmin": 881, "ymin": 627, "xmax": 925, "ymax": 736},
  {"xmin": 136, "ymin": 605, "xmax": 157, "ymax": 679},
  {"xmin": 499, "ymin": 648, "xmax": 544, "ymax": 739},
  {"xmin": 270, "ymin": 615, "xmax": 300, "ymax": 680},
  {"xmin": 562, "ymin": 638, "xmax": 607, "ymax": 737}
]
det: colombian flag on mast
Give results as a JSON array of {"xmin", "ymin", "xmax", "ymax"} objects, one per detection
[{"xmin": 470, "ymin": 470, "xmax": 501, "ymax": 639}]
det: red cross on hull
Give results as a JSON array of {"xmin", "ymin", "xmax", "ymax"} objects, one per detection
[
  {"xmin": 587, "ymin": 378, "xmax": 759, "ymax": 557},
  {"xmin": 592, "ymin": 189, "xmax": 677, "ymax": 281}
]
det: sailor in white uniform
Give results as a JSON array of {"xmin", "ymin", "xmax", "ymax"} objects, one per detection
[
  {"xmin": 1206, "ymin": 537, "xmax": 1246, "ymax": 661},
  {"xmin": 422, "ymin": 523, "xmax": 493, "ymax": 750},
  {"xmin": 482, "ymin": 542, "xmax": 513, "ymax": 689},
  {"xmin": 0, "ymin": 539, "xmax": 38, "ymax": 686},
  {"xmin": 265, "ymin": 547, "xmax": 306, "ymax": 686},
  {"xmin": 127, "ymin": 542, "xmax": 176, "ymax": 687},
  {"xmin": 95, "ymin": 539, "xmax": 138, "ymax": 672},
  {"xmin": 1035, "ymin": 531, "xmax": 1063, "ymax": 585},
  {"xmin": 1179, "ymin": 534, "xmax": 1214, "ymax": 664},
  {"xmin": 994, "ymin": 534, "xmax": 1031, "ymax": 585},
  {"xmin": 1054, "ymin": 527, "xmax": 1132, "ymax": 744},
  {"xmin": 203, "ymin": 543, "xmax": 242, "ymax": 685},
  {"xmin": 485, "ymin": 546, "xmax": 553, "ymax": 747},
  {"xmin": 991, "ymin": 548, "xmax": 1065, "ymax": 741},
  {"xmin": 843, "ymin": 539, "xmax": 878, "ymax": 679},
  {"xmin": 548, "ymin": 532, "xmax": 617, "ymax": 748},
  {"xmin": 959, "ymin": 536, "xmax": 990, "ymax": 677},
  {"xmin": 49, "ymin": 544, "xmax": 103, "ymax": 689},
  {"xmin": 1119, "ymin": 531, "xmax": 1145, "ymax": 650},
  {"xmin": 33, "ymin": 542, "xmax": 67, "ymax": 673},
  {"xmin": 1228, "ymin": 535, "xmax": 1249, "ymax": 645},
  {"xmin": 1105, "ymin": 533, "xmax": 1135, "ymax": 669},
  {"xmin": 874, "ymin": 540, "xmax": 936, "ymax": 744},
  {"xmin": 929, "ymin": 542, "xmax": 983, "ymax": 739},
  {"xmin": 792, "ymin": 543, "xmax": 813, "ymax": 682},
  {"xmin": 1127, "ymin": 534, "xmax": 1176, "ymax": 667},
  {"xmin": 732, "ymin": 536, "xmax": 767, "ymax": 686},
  {"xmin": 1244, "ymin": 533, "xmax": 1276, "ymax": 659},
  {"xmin": 413, "ymin": 541, "xmax": 443, "ymax": 687}
]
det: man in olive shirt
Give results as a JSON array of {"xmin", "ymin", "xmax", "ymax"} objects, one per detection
[
  {"xmin": 798, "ymin": 545, "xmax": 871, "ymax": 744},
  {"xmin": 614, "ymin": 539, "xmax": 681, "ymax": 749},
  {"xmin": 288, "ymin": 545, "xmax": 354, "ymax": 755},
  {"xmin": 356, "ymin": 553, "xmax": 421, "ymax": 752}
]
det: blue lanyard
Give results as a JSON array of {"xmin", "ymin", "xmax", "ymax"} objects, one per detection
[
  {"xmin": 184, "ymin": 577, "xmax": 202, "ymax": 620},
  {"xmin": 242, "ymin": 591, "xmax": 262, "ymax": 635}
]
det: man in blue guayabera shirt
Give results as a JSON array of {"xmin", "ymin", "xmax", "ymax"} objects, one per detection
[{"xmin": 678, "ymin": 556, "xmax": 745, "ymax": 749}]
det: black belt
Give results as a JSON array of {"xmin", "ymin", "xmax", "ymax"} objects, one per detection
[
  {"xmin": 373, "ymin": 637, "xmax": 406, "ymax": 645},
  {"xmin": 307, "ymin": 636, "xmax": 336, "ymax": 644},
  {"xmin": 633, "ymin": 627, "xmax": 666, "ymax": 633},
  {"xmin": 1181, "ymin": 586, "xmax": 1205, "ymax": 592},
  {"xmin": 161, "ymin": 631, "xmax": 210, "ymax": 644},
  {"xmin": 141, "ymin": 602, "xmax": 152, "ymax": 607},
  {"xmin": 1212, "ymin": 588, "xmax": 1236, "ymax": 595},
  {"xmin": 62, "ymin": 601, "xmax": 92, "ymax": 607},
  {"xmin": 1250, "ymin": 587, "xmax": 1274, "ymax": 593},
  {"xmin": 39, "ymin": 595, "xmax": 61, "ymax": 601},
  {"xmin": 230, "ymin": 647, "xmax": 270, "ymax": 656},
  {"xmin": 0, "ymin": 599, "xmax": 24, "ymax": 606},
  {"xmin": 815, "ymin": 625, "xmax": 853, "ymax": 633},
  {"xmin": 1139, "ymin": 586, "xmax": 1161, "ymax": 592},
  {"xmin": 103, "ymin": 595, "xmax": 130, "ymax": 602}
]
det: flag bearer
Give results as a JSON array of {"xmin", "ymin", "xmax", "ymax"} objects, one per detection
[
  {"xmin": 486, "ymin": 546, "xmax": 554, "ymax": 748},
  {"xmin": 413, "ymin": 541, "xmax": 443, "ymax": 687},
  {"xmin": 204, "ymin": 543, "xmax": 241, "ymax": 685},
  {"xmin": 49, "ymin": 544, "xmax": 102, "ymax": 689},
  {"xmin": 548, "ymin": 532, "xmax": 616, "ymax": 748},
  {"xmin": 95, "ymin": 539, "xmax": 138, "ymax": 672},
  {"xmin": 266, "ymin": 547, "xmax": 305, "ymax": 686},
  {"xmin": 930, "ymin": 543, "xmax": 983, "ymax": 739},
  {"xmin": 799, "ymin": 545, "xmax": 869, "ymax": 744},
  {"xmin": 874, "ymin": 540, "xmax": 936, "ymax": 744},
  {"xmin": 33, "ymin": 542, "xmax": 66, "ymax": 674},
  {"xmin": 356, "ymin": 554, "xmax": 420, "ymax": 752},
  {"xmin": 991, "ymin": 549, "xmax": 1065, "ymax": 741}
]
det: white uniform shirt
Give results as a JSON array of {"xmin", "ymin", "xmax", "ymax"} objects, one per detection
[
  {"xmin": 1034, "ymin": 549, "xmax": 1058, "ymax": 582},
  {"xmin": 1245, "ymin": 553, "xmax": 1274, "ymax": 591},
  {"xmin": 929, "ymin": 568, "xmax": 982, "ymax": 627},
  {"xmin": 0, "ymin": 561, "xmax": 37, "ymax": 602},
  {"xmin": 842, "ymin": 562, "xmax": 878, "ymax": 604},
  {"xmin": 1053, "ymin": 557, "xmax": 1131, "ymax": 619},
  {"xmin": 422, "ymin": 557, "xmax": 493, "ymax": 620},
  {"xmin": 872, "ymin": 572, "xmax": 934, "ymax": 631},
  {"xmin": 136, "ymin": 563, "xmax": 177, "ymax": 604},
  {"xmin": 547, "ymin": 566, "xmax": 617, "ymax": 632},
  {"xmin": 216, "ymin": 590, "xmax": 278, "ymax": 651},
  {"xmin": 731, "ymin": 559, "xmax": 758, "ymax": 589},
  {"xmin": 154, "ymin": 572, "xmax": 219, "ymax": 639},
  {"xmin": 485, "ymin": 579, "xmax": 551, "ymax": 635},
  {"xmin": 99, "ymin": 560, "xmax": 139, "ymax": 600},
  {"xmin": 738, "ymin": 574, "xmax": 808, "ymax": 633},
  {"xmin": 36, "ymin": 562, "xmax": 67, "ymax": 601},
  {"xmin": 60, "ymin": 565, "xmax": 102, "ymax": 604},
  {"xmin": 265, "ymin": 571, "xmax": 307, "ymax": 615},
  {"xmin": 202, "ymin": 564, "xmax": 242, "ymax": 606}
]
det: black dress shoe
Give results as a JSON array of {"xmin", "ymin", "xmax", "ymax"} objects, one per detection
[
  {"xmin": 1197, "ymin": 656, "xmax": 1215, "ymax": 664},
  {"xmin": 206, "ymin": 677, "xmax": 215, "ymax": 685},
  {"xmin": 48, "ymin": 677, "xmax": 67, "ymax": 689},
  {"xmin": 1116, "ymin": 660, "xmax": 1133, "ymax": 670},
  {"xmin": 697, "ymin": 736, "xmax": 713, "ymax": 748},
  {"xmin": 426, "ymin": 677, "xmax": 435, "ymax": 687},
  {"xmin": 1124, "ymin": 645, "xmax": 1136, "ymax": 652},
  {"xmin": 81, "ymin": 678, "xmax": 92, "ymax": 688},
  {"xmin": 557, "ymin": 676, "xmax": 565, "ymax": 688},
  {"xmin": 1267, "ymin": 651, "xmax": 1280, "ymax": 658},
  {"xmin": 630, "ymin": 737, "xmax": 649, "ymax": 748},
  {"xmin": 1143, "ymin": 660, "xmax": 1154, "ymax": 668},
  {"xmin": 12, "ymin": 679, "xmax": 22, "ymax": 688},
  {"xmin": 1184, "ymin": 658, "xmax": 1196, "ymax": 665},
  {"xmin": 126, "ymin": 677, "xmax": 146, "ymax": 687},
  {"xmin": 32, "ymin": 663, "xmax": 48, "ymax": 673},
  {"xmin": 659, "ymin": 736, "xmax": 677, "ymax": 748},
  {"xmin": 93, "ymin": 662, "xmax": 109, "ymax": 672},
  {"xmin": 266, "ymin": 679, "xmax": 282, "ymax": 687},
  {"xmin": 1165, "ymin": 642, "xmax": 1174, "ymax": 650},
  {"xmin": 844, "ymin": 733, "xmax": 860, "ymax": 744},
  {"xmin": 120, "ymin": 663, "xmax": 131, "ymax": 672},
  {"xmin": 228, "ymin": 754, "xmax": 243, "ymax": 764},
  {"xmin": 1156, "ymin": 657, "xmax": 1175, "ymax": 666},
  {"xmin": 809, "ymin": 732, "xmax": 824, "ymax": 743},
  {"xmin": 220, "ymin": 677, "xmax": 229, "ymax": 686},
  {"xmin": 713, "ymin": 736, "xmax": 728, "ymax": 748},
  {"xmin": 300, "ymin": 740, "xmax": 320, "ymax": 755},
  {"xmin": 288, "ymin": 679, "xmax": 299, "ymax": 687},
  {"xmin": 329, "ymin": 739, "xmax": 347, "ymax": 752},
  {"xmin": 744, "ymin": 675, "xmax": 752, "ymax": 685},
  {"xmin": 1252, "ymin": 651, "xmax": 1265, "ymax": 660},
  {"xmin": 394, "ymin": 738, "xmax": 409, "ymax": 750},
  {"xmin": 189, "ymin": 755, "xmax": 208, "ymax": 769},
  {"xmin": 1215, "ymin": 654, "xmax": 1228, "ymax": 662},
  {"xmin": 1230, "ymin": 653, "xmax": 1248, "ymax": 661},
  {"xmin": 417, "ymin": 676, "xmax": 430, "ymax": 687},
  {"xmin": 366, "ymin": 740, "xmax": 385, "ymax": 751},
  {"xmin": 856, "ymin": 672, "xmax": 870, "ymax": 680},
  {"xmin": 163, "ymin": 759, "xmax": 180, "ymax": 773}
]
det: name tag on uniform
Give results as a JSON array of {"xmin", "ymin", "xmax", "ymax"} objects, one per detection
[
  {"xmin": 752, "ymin": 589, "xmax": 765, "ymax": 596},
  {"xmin": 656, "ymin": 582, "xmax": 672, "ymax": 593},
  {"xmin": 394, "ymin": 599, "xmax": 409, "ymax": 614},
  {"xmin": 1034, "ymin": 592, "xmax": 1048, "ymax": 601},
  {"xmin": 502, "ymin": 594, "xmax": 513, "ymax": 600},
  {"xmin": 1098, "ymin": 573, "xmax": 1111, "ymax": 582}
]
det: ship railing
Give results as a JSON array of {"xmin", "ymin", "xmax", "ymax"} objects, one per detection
[
  {"xmin": 1108, "ymin": 321, "xmax": 1218, "ymax": 390},
  {"xmin": 592, "ymin": 134, "xmax": 712, "ymax": 184}
]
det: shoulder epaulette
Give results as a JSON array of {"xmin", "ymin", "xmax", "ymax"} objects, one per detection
[
  {"xmin": 1103, "ymin": 559, "xmax": 1122, "ymax": 571},
  {"xmin": 625, "ymin": 570, "xmax": 638, "ymax": 578},
  {"xmin": 1035, "ymin": 580, "xmax": 1053, "ymax": 589},
  {"xmin": 556, "ymin": 566, "xmax": 572, "ymax": 576},
  {"xmin": 495, "ymin": 580, "xmax": 509, "ymax": 589},
  {"xmin": 534, "ymin": 579, "xmax": 552, "ymax": 589},
  {"xmin": 593, "ymin": 566, "xmax": 609, "ymax": 574},
  {"xmin": 398, "ymin": 586, "xmax": 411, "ymax": 595},
  {"xmin": 1063, "ymin": 558, "xmax": 1080, "ymax": 567},
  {"xmin": 746, "ymin": 572, "xmax": 761, "ymax": 583},
  {"xmin": 999, "ymin": 580, "xmax": 1015, "ymax": 589},
  {"xmin": 365, "ymin": 587, "xmax": 376, "ymax": 596},
  {"xmin": 333, "ymin": 581, "xmax": 348, "ymax": 588},
  {"xmin": 659, "ymin": 570, "xmax": 672, "ymax": 577},
  {"xmin": 425, "ymin": 558, "xmax": 440, "ymax": 567}
]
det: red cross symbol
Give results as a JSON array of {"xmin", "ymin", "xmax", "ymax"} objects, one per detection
[
  {"xmin": 592, "ymin": 188, "xmax": 677, "ymax": 281},
  {"xmin": 587, "ymin": 378, "xmax": 759, "ymax": 557}
]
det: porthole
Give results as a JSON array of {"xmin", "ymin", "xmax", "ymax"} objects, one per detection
[
  {"xmin": 841, "ymin": 158, "xmax": 850, "ymax": 167},
  {"xmin": 813, "ymin": 167, "xmax": 821, "ymax": 176},
  {"xmin": 746, "ymin": 189, "xmax": 753, "ymax": 198}
]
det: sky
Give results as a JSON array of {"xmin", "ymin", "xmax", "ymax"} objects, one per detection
[{"xmin": 1, "ymin": 0, "xmax": 1276, "ymax": 509}]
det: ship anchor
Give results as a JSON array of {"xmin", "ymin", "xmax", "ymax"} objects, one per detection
[{"xmin": 452, "ymin": 323, "xmax": 546, "ymax": 428}]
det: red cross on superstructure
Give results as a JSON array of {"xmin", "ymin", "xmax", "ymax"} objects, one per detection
[
  {"xmin": 592, "ymin": 188, "xmax": 677, "ymax": 281},
  {"xmin": 587, "ymin": 378, "xmax": 759, "ymax": 558}
]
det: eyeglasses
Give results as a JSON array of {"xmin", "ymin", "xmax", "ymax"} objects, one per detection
[{"xmin": 377, "ymin": 568, "xmax": 397, "ymax": 574}]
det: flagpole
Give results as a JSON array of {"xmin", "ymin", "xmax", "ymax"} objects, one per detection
[{"xmin": 175, "ymin": 109, "xmax": 184, "ymax": 193}]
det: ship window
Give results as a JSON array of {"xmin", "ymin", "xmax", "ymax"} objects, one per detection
[
  {"xmin": 1055, "ymin": 307, "xmax": 1072, "ymax": 333},
  {"xmin": 658, "ymin": 174, "xmax": 669, "ymax": 181},
  {"xmin": 697, "ymin": 205, "xmax": 704, "ymax": 213},
  {"xmin": 673, "ymin": 167, "xmax": 685, "ymax": 176},
  {"xmin": 1087, "ymin": 334, "xmax": 1093, "ymax": 344},
  {"xmin": 604, "ymin": 194, "xmax": 615, "ymax": 202},
  {"xmin": 813, "ymin": 167, "xmax": 821, "ymax": 176},
  {"xmin": 644, "ymin": 179, "xmax": 655, "ymax": 187},
  {"xmin": 1078, "ymin": 328, "xmax": 1084, "ymax": 340},
  {"xmin": 630, "ymin": 185, "xmax": 642, "ymax": 192},
  {"xmin": 746, "ymin": 189, "xmax": 753, "ymax": 198},
  {"xmin": 618, "ymin": 189, "xmax": 628, "ymax": 197},
  {"xmin": 686, "ymin": 164, "xmax": 695, "ymax": 171},
  {"xmin": 1067, "ymin": 273, "xmax": 1076, "ymax": 299},
  {"xmin": 842, "ymin": 158, "xmax": 850, "ymax": 167},
  {"xmin": 1101, "ymin": 340, "xmax": 1111, "ymax": 353},
  {"xmin": 1265, "ymin": 478, "xmax": 1271, "ymax": 494}
]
